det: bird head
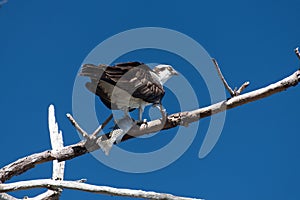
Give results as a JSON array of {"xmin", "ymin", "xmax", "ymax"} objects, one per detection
[{"xmin": 153, "ymin": 64, "xmax": 179, "ymax": 84}]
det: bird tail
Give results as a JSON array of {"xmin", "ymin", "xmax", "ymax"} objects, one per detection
[
  {"xmin": 80, "ymin": 64, "xmax": 107, "ymax": 81},
  {"xmin": 80, "ymin": 64, "xmax": 107, "ymax": 95}
]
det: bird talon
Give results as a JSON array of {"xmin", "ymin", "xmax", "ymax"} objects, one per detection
[{"xmin": 136, "ymin": 119, "xmax": 148, "ymax": 126}]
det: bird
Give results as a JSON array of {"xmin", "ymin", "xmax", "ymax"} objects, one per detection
[{"xmin": 80, "ymin": 61, "xmax": 178, "ymax": 123}]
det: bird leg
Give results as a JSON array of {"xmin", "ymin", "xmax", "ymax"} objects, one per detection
[
  {"xmin": 154, "ymin": 103, "xmax": 167, "ymax": 125},
  {"xmin": 138, "ymin": 106, "xmax": 144, "ymax": 122},
  {"xmin": 136, "ymin": 105, "xmax": 147, "ymax": 126},
  {"xmin": 124, "ymin": 108, "xmax": 130, "ymax": 118},
  {"xmin": 113, "ymin": 115, "xmax": 134, "ymax": 143},
  {"xmin": 112, "ymin": 108, "xmax": 131, "ymax": 130}
]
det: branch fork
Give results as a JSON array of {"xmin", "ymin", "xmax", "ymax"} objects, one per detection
[
  {"xmin": 66, "ymin": 113, "xmax": 113, "ymax": 141},
  {"xmin": 212, "ymin": 58, "xmax": 250, "ymax": 97}
]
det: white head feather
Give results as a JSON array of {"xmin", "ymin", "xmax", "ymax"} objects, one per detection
[{"xmin": 153, "ymin": 64, "xmax": 179, "ymax": 84}]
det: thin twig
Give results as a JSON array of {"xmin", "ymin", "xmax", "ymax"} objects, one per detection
[
  {"xmin": 212, "ymin": 58, "xmax": 250, "ymax": 96},
  {"xmin": 0, "ymin": 179, "xmax": 202, "ymax": 200},
  {"xmin": 236, "ymin": 81, "xmax": 250, "ymax": 95},
  {"xmin": 212, "ymin": 58, "xmax": 235, "ymax": 96},
  {"xmin": 91, "ymin": 114, "xmax": 113, "ymax": 138},
  {"xmin": 295, "ymin": 47, "xmax": 300, "ymax": 60},
  {"xmin": 66, "ymin": 113, "xmax": 89, "ymax": 139}
]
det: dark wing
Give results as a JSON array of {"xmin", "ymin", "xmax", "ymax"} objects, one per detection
[
  {"xmin": 127, "ymin": 67, "xmax": 165, "ymax": 104},
  {"xmin": 80, "ymin": 62, "xmax": 142, "ymax": 83},
  {"xmin": 100, "ymin": 62, "xmax": 144, "ymax": 85},
  {"xmin": 80, "ymin": 62, "xmax": 165, "ymax": 107},
  {"xmin": 110, "ymin": 63, "xmax": 165, "ymax": 104},
  {"xmin": 81, "ymin": 63, "xmax": 113, "ymax": 109}
]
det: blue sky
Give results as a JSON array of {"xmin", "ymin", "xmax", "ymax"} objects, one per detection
[{"xmin": 1, "ymin": 0, "xmax": 300, "ymax": 199}]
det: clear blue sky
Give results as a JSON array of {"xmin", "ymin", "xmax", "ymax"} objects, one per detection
[{"xmin": 1, "ymin": 0, "xmax": 300, "ymax": 199}]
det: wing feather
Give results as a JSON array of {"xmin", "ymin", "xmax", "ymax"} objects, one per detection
[{"xmin": 80, "ymin": 62, "xmax": 165, "ymax": 110}]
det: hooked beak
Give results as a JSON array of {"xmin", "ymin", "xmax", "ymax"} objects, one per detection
[{"xmin": 172, "ymin": 69, "xmax": 179, "ymax": 76}]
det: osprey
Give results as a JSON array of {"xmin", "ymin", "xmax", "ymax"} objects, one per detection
[{"xmin": 80, "ymin": 61, "xmax": 178, "ymax": 122}]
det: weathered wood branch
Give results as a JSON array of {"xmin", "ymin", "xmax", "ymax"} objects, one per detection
[
  {"xmin": 295, "ymin": 47, "xmax": 300, "ymax": 60},
  {"xmin": 0, "ymin": 68, "xmax": 299, "ymax": 184},
  {"xmin": 91, "ymin": 113, "xmax": 113, "ymax": 138},
  {"xmin": 119, "ymin": 68, "xmax": 300, "ymax": 140},
  {"xmin": 0, "ymin": 105, "xmax": 67, "ymax": 200},
  {"xmin": 212, "ymin": 58, "xmax": 249, "ymax": 96},
  {"xmin": 48, "ymin": 105, "xmax": 65, "ymax": 182},
  {"xmin": 66, "ymin": 113, "xmax": 89, "ymax": 139},
  {"xmin": 0, "ymin": 193, "xmax": 17, "ymax": 200},
  {"xmin": 0, "ymin": 179, "xmax": 202, "ymax": 200},
  {"xmin": 42, "ymin": 105, "xmax": 65, "ymax": 199}
]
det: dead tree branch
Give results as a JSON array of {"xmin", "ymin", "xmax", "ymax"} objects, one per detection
[
  {"xmin": 91, "ymin": 113, "xmax": 113, "ymax": 138},
  {"xmin": 0, "ymin": 106, "xmax": 200, "ymax": 200},
  {"xmin": 42, "ymin": 105, "xmax": 65, "ymax": 199},
  {"xmin": 0, "ymin": 105, "xmax": 67, "ymax": 200},
  {"xmin": 66, "ymin": 113, "xmax": 89, "ymax": 140},
  {"xmin": 0, "ymin": 179, "xmax": 201, "ymax": 200},
  {"xmin": 295, "ymin": 47, "xmax": 300, "ymax": 60},
  {"xmin": 0, "ymin": 68, "xmax": 299, "ymax": 184},
  {"xmin": 1, "ymin": 50, "xmax": 300, "ymax": 199},
  {"xmin": 0, "ymin": 193, "xmax": 17, "ymax": 200},
  {"xmin": 212, "ymin": 58, "xmax": 249, "ymax": 96}
]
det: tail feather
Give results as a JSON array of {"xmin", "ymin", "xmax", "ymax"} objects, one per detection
[
  {"xmin": 85, "ymin": 81, "xmax": 98, "ymax": 94},
  {"xmin": 80, "ymin": 64, "xmax": 107, "ymax": 80}
]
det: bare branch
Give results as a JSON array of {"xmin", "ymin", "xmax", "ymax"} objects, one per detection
[
  {"xmin": 0, "ymin": 106, "xmax": 67, "ymax": 200},
  {"xmin": 49, "ymin": 105, "xmax": 65, "ymax": 181},
  {"xmin": 212, "ymin": 58, "xmax": 235, "ymax": 96},
  {"xmin": 1, "ymin": 69, "xmax": 300, "ymax": 185},
  {"xmin": 90, "ymin": 114, "xmax": 113, "ymax": 138},
  {"xmin": 0, "ymin": 179, "xmax": 202, "ymax": 200},
  {"xmin": 42, "ymin": 105, "xmax": 66, "ymax": 199},
  {"xmin": 295, "ymin": 47, "xmax": 300, "ymax": 60},
  {"xmin": 212, "ymin": 58, "xmax": 250, "ymax": 96},
  {"xmin": 66, "ymin": 113, "xmax": 89, "ymax": 139},
  {"xmin": 236, "ymin": 81, "xmax": 250, "ymax": 95},
  {"xmin": 30, "ymin": 190, "xmax": 60, "ymax": 200},
  {"xmin": 0, "ymin": 193, "xmax": 18, "ymax": 200},
  {"xmin": 0, "ymin": 56, "xmax": 299, "ymax": 200}
]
